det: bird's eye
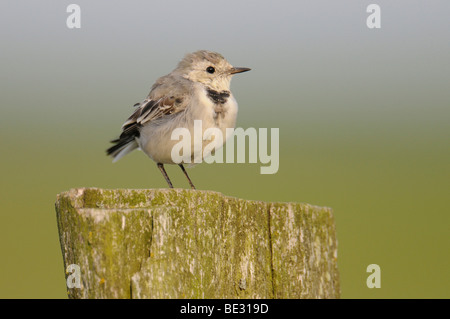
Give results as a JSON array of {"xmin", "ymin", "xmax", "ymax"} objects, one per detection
[{"xmin": 206, "ymin": 66, "xmax": 215, "ymax": 74}]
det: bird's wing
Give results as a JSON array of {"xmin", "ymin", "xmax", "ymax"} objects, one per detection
[{"xmin": 119, "ymin": 76, "xmax": 191, "ymax": 139}]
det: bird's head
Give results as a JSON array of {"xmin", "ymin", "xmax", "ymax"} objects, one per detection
[{"xmin": 174, "ymin": 50, "xmax": 250, "ymax": 91}]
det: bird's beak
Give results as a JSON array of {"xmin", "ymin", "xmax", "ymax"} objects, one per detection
[{"xmin": 229, "ymin": 67, "xmax": 251, "ymax": 75}]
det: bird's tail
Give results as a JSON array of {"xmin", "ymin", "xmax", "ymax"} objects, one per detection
[{"xmin": 106, "ymin": 136, "xmax": 139, "ymax": 162}]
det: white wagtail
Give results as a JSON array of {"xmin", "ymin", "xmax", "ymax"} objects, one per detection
[{"xmin": 106, "ymin": 50, "xmax": 250, "ymax": 189}]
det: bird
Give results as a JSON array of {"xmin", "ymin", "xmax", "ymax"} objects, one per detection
[{"xmin": 106, "ymin": 50, "xmax": 250, "ymax": 189}]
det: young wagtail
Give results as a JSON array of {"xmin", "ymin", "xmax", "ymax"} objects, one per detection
[{"xmin": 106, "ymin": 50, "xmax": 250, "ymax": 189}]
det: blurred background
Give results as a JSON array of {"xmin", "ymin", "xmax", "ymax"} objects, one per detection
[{"xmin": 0, "ymin": 0, "xmax": 449, "ymax": 298}]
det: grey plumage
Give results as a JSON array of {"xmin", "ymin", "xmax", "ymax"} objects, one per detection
[{"xmin": 107, "ymin": 50, "xmax": 250, "ymax": 188}]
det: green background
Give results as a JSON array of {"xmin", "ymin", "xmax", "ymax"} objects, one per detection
[{"xmin": 1, "ymin": 1, "xmax": 449, "ymax": 298}]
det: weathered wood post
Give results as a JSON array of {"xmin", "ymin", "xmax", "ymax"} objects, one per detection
[{"xmin": 55, "ymin": 188, "xmax": 339, "ymax": 298}]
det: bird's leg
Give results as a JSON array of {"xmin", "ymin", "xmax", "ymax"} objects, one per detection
[
  {"xmin": 157, "ymin": 163, "xmax": 173, "ymax": 188},
  {"xmin": 178, "ymin": 164, "xmax": 196, "ymax": 190}
]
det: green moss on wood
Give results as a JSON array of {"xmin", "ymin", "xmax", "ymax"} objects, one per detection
[{"xmin": 55, "ymin": 188, "xmax": 339, "ymax": 299}]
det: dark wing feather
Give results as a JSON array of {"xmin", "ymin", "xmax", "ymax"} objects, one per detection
[
  {"xmin": 107, "ymin": 74, "xmax": 191, "ymax": 159},
  {"xmin": 120, "ymin": 96, "xmax": 185, "ymax": 135}
]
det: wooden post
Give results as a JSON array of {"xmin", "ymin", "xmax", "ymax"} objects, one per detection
[{"xmin": 55, "ymin": 188, "xmax": 339, "ymax": 298}]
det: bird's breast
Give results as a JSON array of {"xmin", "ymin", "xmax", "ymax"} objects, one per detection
[
  {"xmin": 138, "ymin": 87, "xmax": 238, "ymax": 165},
  {"xmin": 192, "ymin": 86, "xmax": 238, "ymax": 130},
  {"xmin": 206, "ymin": 88, "xmax": 230, "ymax": 104}
]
